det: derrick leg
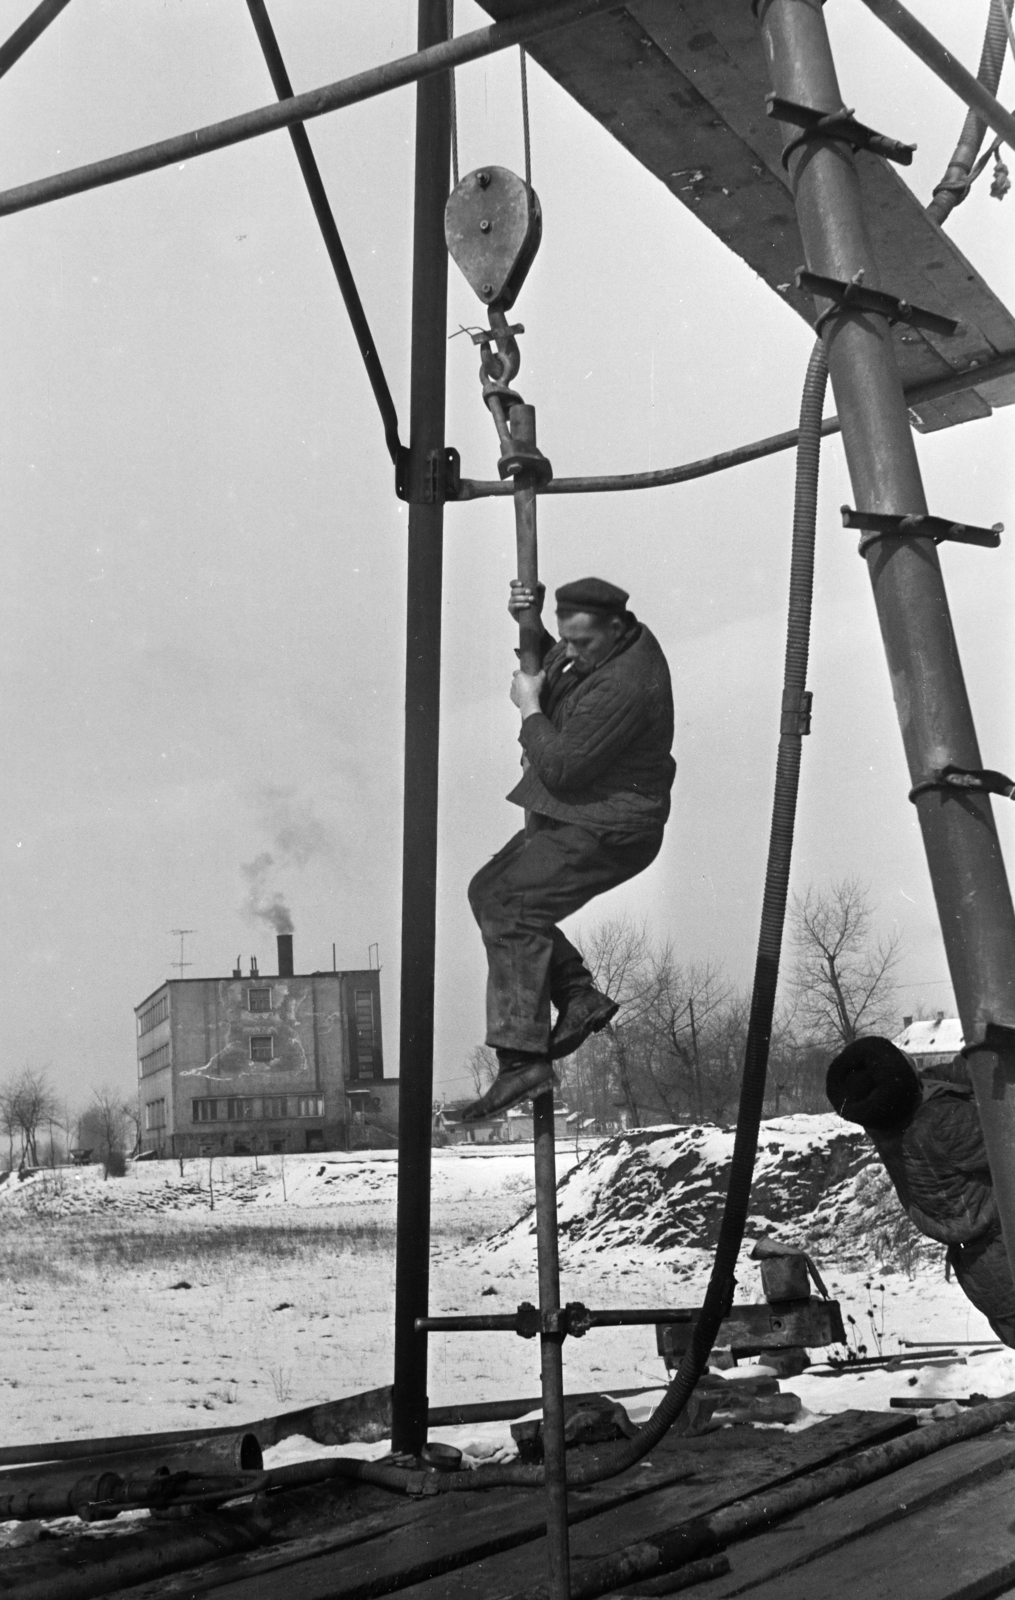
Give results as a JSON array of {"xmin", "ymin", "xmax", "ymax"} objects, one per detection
[
  {"xmin": 533, "ymin": 1090, "xmax": 571, "ymax": 1598},
  {"xmin": 757, "ymin": 0, "xmax": 1015, "ymax": 1271},
  {"xmin": 391, "ymin": 0, "xmax": 452, "ymax": 1457}
]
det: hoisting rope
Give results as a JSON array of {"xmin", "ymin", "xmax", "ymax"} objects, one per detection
[
  {"xmin": 520, "ymin": 47, "xmax": 532, "ymax": 186},
  {"xmin": 324, "ymin": 336, "xmax": 830, "ymax": 1496},
  {"xmin": 448, "ymin": 0, "xmax": 459, "ymax": 187}
]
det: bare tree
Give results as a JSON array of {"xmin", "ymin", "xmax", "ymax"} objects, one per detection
[
  {"xmin": 0, "ymin": 1068, "xmax": 58, "ymax": 1169},
  {"xmin": 579, "ymin": 916, "xmax": 659, "ymax": 1125},
  {"xmin": 790, "ymin": 878, "xmax": 900, "ymax": 1047},
  {"xmin": 465, "ymin": 1045, "xmax": 497, "ymax": 1096},
  {"xmin": 80, "ymin": 1086, "xmax": 133, "ymax": 1177}
]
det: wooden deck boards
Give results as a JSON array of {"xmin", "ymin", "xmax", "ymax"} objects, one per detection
[
  {"xmin": 102, "ymin": 1411, "xmax": 909, "ymax": 1599},
  {"xmin": 478, "ymin": 0, "xmax": 1015, "ymax": 432}
]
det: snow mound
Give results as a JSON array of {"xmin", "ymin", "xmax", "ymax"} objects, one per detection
[{"xmin": 467, "ymin": 1115, "xmax": 933, "ymax": 1272}]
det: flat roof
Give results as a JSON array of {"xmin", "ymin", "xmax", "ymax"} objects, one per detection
[{"xmin": 134, "ymin": 969, "xmax": 375, "ymax": 1012}]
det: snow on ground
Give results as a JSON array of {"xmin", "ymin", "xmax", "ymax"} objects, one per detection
[{"xmin": 0, "ymin": 1121, "xmax": 1005, "ymax": 1466}]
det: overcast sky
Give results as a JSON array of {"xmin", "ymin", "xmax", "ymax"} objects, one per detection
[{"xmin": 0, "ymin": 0, "xmax": 1011, "ymax": 1110}]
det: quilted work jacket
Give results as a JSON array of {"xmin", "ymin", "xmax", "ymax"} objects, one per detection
[
  {"xmin": 506, "ymin": 615, "xmax": 675, "ymax": 831},
  {"xmin": 870, "ymin": 1076, "xmax": 997, "ymax": 1245}
]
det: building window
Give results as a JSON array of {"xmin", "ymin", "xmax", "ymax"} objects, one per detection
[
  {"xmin": 192, "ymin": 1099, "xmax": 219, "ymax": 1122},
  {"xmin": 248, "ymin": 987, "xmax": 271, "ymax": 1014},
  {"xmin": 353, "ymin": 989, "xmax": 378, "ymax": 1078},
  {"xmin": 144, "ymin": 1098, "xmax": 167, "ymax": 1131},
  {"xmin": 250, "ymin": 1035, "xmax": 274, "ymax": 1064},
  {"xmin": 138, "ymin": 995, "xmax": 169, "ymax": 1037},
  {"xmin": 226, "ymin": 1097, "xmax": 259, "ymax": 1121},
  {"xmin": 296, "ymin": 1096, "xmax": 324, "ymax": 1118},
  {"xmin": 138, "ymin": 1041, "xmax": 171, "ymax": 1079},
  {"xmin": 262, "ymin": 1096, "xmax": 287, "ymax": 1119}
]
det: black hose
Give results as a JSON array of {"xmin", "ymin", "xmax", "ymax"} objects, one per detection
[
  {"xmin": 927, "ymin": 0, "xmax": 1009, "ymax": 225},
  {"xmin": 324, "ymin": 337, "xmax": 830, "ymax": 1495}
]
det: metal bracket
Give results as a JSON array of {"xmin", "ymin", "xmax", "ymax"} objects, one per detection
[
  {"xmin": 796, "ymin": 268, "xmax": 958, "ymax": 339},
  {"xmin": 909, "ymin": 764, "xmax": 1015, "ymax": 804},
  {"xmin": 780, "ymin": 688, "xmax": 813, "ymax": 737},
  {"xmin": 395, "ymin": 445, "xmax": 461, "ymax": 505},
  {"xmin": 767, "ymin": 94, "xmax": 915, "ymax": 167},
  {"xmin": 514, "ymin": 1300, "xmax": 592, "ymax": 1338},
  {"xmin": 841, "ymin": 505, "xmax": 1003, "ymax": 553}
]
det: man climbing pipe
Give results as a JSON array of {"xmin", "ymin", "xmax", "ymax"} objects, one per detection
[{"xmin": 463, "ymin": 576, "xmax": 675, "ymax": 1122}]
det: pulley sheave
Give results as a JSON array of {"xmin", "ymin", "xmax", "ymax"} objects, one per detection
[{"xmin": 445, "ymin": 165, "xmax": 541, "ymax": 310}]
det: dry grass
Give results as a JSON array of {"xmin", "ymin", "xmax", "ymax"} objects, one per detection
[{"xmin": 0, "ymin": 1211, "xmax": 488, "ymax": 1283}]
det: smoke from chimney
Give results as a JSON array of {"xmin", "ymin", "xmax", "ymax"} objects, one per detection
[{"xmin": 277, "ymin": 933, "xmax": 294, "ymax": 977}]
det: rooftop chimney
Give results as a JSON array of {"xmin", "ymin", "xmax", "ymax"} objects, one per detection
[
  {"xmin": 250, "ymin": 955, "xmax": 259, "ymax": 977},
  {"xmin": 903, "ymin": 1015, "xmax": 913, "ymax": 1028},
  {"xmin": 277, "ymin": 933, "xmax": 294, "ymax": 978}
]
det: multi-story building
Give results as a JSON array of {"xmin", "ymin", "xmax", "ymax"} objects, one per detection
[{"xmin": 136, "ymin": 933, "xmax": 397, "ymax": 1157}]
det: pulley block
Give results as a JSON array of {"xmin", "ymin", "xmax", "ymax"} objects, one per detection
[{"xmin": 445, "ymin": 165, "xmax": 542, "ymax": 310}]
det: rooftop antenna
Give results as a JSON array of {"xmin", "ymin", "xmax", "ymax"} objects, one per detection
[{"xmin": 170, "ymin": 929, "xmax": 195, "ymax": 979}]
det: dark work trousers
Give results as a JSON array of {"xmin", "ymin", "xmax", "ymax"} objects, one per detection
[{"xmin": 468, "ymin": 811, "xmax": 664, "ymax": 1056}]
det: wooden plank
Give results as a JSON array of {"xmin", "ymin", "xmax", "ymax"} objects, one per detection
[
  {"xmin": 476, "ymin": 0, "xmax": 1015, "ymax": 431},
  {"xmin": 734, "ymin": 1455, "xmax": 1015, "ymax": 1600},
  {"xmin": 688, "ymin": 1431, "xmax": 1015, "ymax": 1599},
  {"xmin": 146, "ymin": 1412, "xmax": 905, "ymax": 1600},
  {"xmin": 378, "ymin": 1412, "xmax": 914, "ymax": 1600}
]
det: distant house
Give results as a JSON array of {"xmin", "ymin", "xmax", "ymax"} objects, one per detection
[
  {"xmin": 893, "ymin": 1014, "xmax": 964, "ymax": 1074},
  {"xmin": 443, "ymin": 1101, "xmax": 572, "ymax": 1144},
  {"xmin": 136, "ymin": 932, "xmax": 396, "ymax": 1158}
]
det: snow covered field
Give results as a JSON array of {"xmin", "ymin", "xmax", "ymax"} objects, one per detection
[{"xmin": 0, "ymin": 1120, "xmax": 1008, "ymax": 1461}]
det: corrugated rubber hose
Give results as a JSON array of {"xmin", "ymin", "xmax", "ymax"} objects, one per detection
[
  {"xmin": 927, "ymin": 0, "xmax": 1009, "ymax": 225},
  {"xmin": 315, "ymin": 337, "xmax": 830, "ymax": 1496}
]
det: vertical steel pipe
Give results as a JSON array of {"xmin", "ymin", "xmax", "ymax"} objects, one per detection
[
  {"xmin": 757, "ymin": 0, "xmax": 1015, "ymax": 1277},
  {"xmin": 532, "ymin": 1091, "xmax": 571, "ymax": 1599},
  {"xmin": 510, "ymin": 404, "xmax": 543, "ymax": 673},
  {"xmin": 391, "ymin": 0, "xmax": 452, "ymax": 1458}
]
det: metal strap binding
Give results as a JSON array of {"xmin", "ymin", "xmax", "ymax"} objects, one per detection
[
  {"xmin": 796, "ymin": 268, "xmax": 959, "ymax": 338},
  {"xmin": 841, "ymin": 505, "xmax": 1003, "ymax": 553},
  {"xmin": 910, "ymin": 764, "xmax": 1015, "ymax": 803},
  {"xmin": 767, "ymin": 94, "xmax": 916, "ymax": 167}
]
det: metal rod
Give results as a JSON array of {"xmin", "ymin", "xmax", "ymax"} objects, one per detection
[
  {"xmin": 0, "ymin": 0, "xmax": 72, "ymax": 82},
  {"xmin": 510, "ymin": 404, "xmax": 543, "ymax": 673},
  {"xmin": 532, "ymin": 1090, "xmax": 570, "ymax": 1600},
  {"xmin": 0, "ymin": 0, "xmax": 617, "ymax": 219},
  {"xmin": 415, "ymin": 1308, "xmax": 698, "ymax": 1332},
  {"xmin": 390, "ymin": 0, "xmax": 452, "ymax": 1459},
  {"xmin": 453, "ymin": 350, "xmax": 1015, "ymax": 499},
  {"xmin": 758, "ymin": 0, "xmax": 1015, "ymax": 1320},
  {"xmin": 856, "ymin": 0, "xmax": 1015, "ymax": 152},
  {"xmin": 244, "ymin": 0, "xmax": 402, "ymax": 464}
]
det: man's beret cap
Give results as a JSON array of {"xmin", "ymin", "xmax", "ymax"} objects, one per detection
[{"xmin": 555, "ymin": 577, "xmax": 630, "ymax": 614}]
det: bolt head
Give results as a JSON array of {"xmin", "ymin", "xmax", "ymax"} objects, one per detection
[
  {"xmin": 482, "ymin": 283, "xmax": 493, "ymax": 297},
  {"xmin": 479, "ymin": 219, "xmax": 491, "ymax": 233},
  {"xmin": 477, "ymin": 170, "xmax": 491, "ymax": 188}
]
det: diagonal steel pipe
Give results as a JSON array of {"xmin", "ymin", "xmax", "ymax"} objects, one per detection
[
  {"xmin": 243, "ymin": 0, "xmax": 402, "ymax": 464},
  {"xmin": 758, "ymin": 0, "xmax": 1015, "ymax": 1303},
  {"xmin": 0, "ymin": 0, "xmax": 618, "ymax": 218},
  {"xmin": 0, "ymin": 0, "xmax": 73, "ymax": 83},
  {"xmin": 857, "ymin": 0, "xmax": 1015, "ymax": 152}
]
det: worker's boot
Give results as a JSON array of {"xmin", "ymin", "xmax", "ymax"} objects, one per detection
[
  {"xmin": 460, "ymin": 1051, "xmax": 557, "ymax": 1122},
  {"xmin": 549, "ymin": 986, "xmax": 619, "ymax": 1060}
]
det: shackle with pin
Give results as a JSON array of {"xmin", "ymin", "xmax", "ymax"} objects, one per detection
[{"xmin": 445, "ymin": 164, "xmax": 552, "ymax": 674}]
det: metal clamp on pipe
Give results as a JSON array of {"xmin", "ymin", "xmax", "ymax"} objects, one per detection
[
  {"xmin": 909, "ymin": 764, "xmax": 1015, "ymax": 803},
  {"xmin": 841, "ymin": 505, "xmax": 1003, "ymax": 552},
  {"xmin": 767, "ymin": 94, "xmax": 915, "ymax": 166},
  {"xmin": 796, "ymin": 268, "xmax": 958, "ymax": 338}
]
